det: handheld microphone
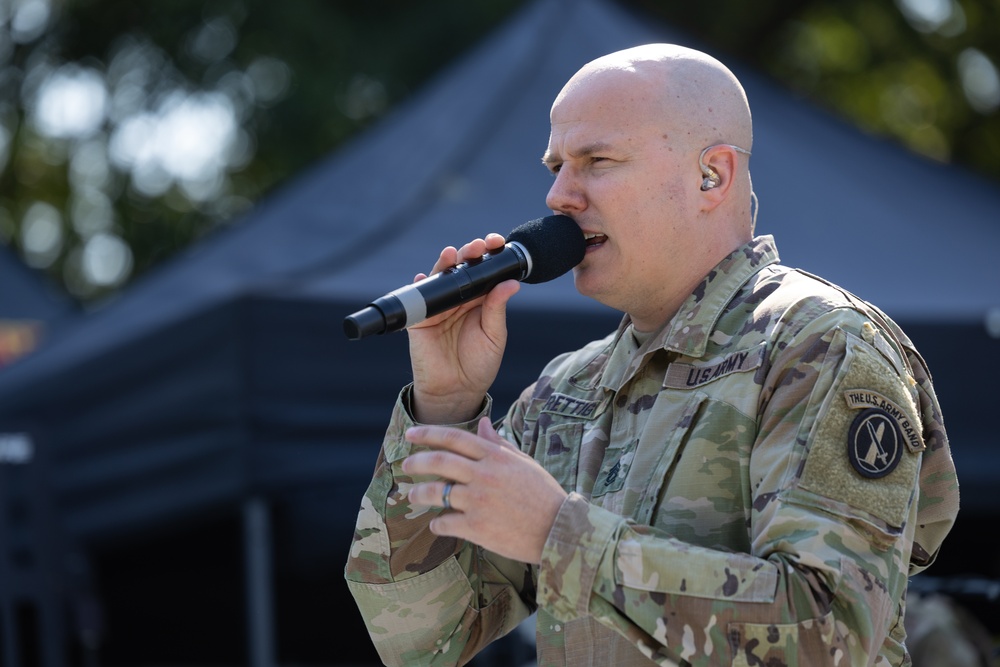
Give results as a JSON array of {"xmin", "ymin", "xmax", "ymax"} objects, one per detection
[{"xmin": 343, "ymin": 215, "xmax": 585, "ymax": 340}]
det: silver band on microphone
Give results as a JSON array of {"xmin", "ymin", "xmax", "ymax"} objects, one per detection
[{"xmin": 386, "ymin": 283, "xmax": 427, "ymax": 326}]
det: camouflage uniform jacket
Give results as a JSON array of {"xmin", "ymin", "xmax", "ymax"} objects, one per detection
[{"xmin": 345, "ymin": 235, "xmax": 959, "ymax": 667}]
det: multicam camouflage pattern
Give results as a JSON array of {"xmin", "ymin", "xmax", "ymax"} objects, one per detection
[{"xmin": 345, "ymin": 235, "xmax": 960, "ymax": 666}]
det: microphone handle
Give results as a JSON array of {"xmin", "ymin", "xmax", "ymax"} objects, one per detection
[{"xmin": 343, "ymin": 242, "xmax": 529, "ymax": 340}]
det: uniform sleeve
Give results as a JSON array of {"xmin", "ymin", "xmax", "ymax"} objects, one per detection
[
  {"xmin": 344, "ymin": 384, "xmax": 535, "ymax": 667},
  {"xmin": 535, "ymin": 308, "xmax": 930, "ymax": 666}
]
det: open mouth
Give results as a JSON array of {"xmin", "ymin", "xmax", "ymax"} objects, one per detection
[{"xmin": 584, "ymin": 232, "xmax": 607, "ymax": 247}]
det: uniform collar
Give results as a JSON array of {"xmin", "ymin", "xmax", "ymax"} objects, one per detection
[
  {"xmin": 656, "ymin": 235, "xmax": 780, "ymax": 359},
  {"xmin": 572, "ymin": 236, "xmax": 780, "ymax": 392}
]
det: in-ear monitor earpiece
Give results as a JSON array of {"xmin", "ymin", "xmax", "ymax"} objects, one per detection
[{"xmin": 698, "ymin": 143, "xmax": 751, "ymax": 191}]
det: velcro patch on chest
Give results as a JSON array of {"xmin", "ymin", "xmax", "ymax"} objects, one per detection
[
  {"xmin": 539, "ymin": 392, "xmax": 605, "ymax": 419},
  {"xmin": 664, "ymin": 343, "xmax": 765, "ymax": 389}
]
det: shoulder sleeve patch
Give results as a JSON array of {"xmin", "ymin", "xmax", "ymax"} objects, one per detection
[
  {"xmin": 847, "ymin": 408, "xmax": 904, "ymax": 478},
  {"xmin": 798, "ymin": 334, "xmax": 922, "ymax": 530},
  {"xmin": 843, "ymin": 389, "xmax": 925, "ymax": 454}
]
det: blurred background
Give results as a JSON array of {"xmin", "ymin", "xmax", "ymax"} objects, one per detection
[{"xmin": 0, "ymin": 0, "xmax": 998, "ymax": 665}]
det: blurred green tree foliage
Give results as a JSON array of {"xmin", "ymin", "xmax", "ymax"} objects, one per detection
[
  {"xmin": 632, "ymin": 0, "xmax": 1000, "ymax": 179},
  {"xmin": 0, "ymin": 0, "xmax": 996, "ymax": 303}
]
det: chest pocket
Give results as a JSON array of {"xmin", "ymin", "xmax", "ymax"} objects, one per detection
[
  {"xmin": 591, "ymin": 389, "xmax": 711, "ymax": 520},
  {"xmin": 631, "ymin": 391, "xmax": 708, "ymax": 524},
  {"xmin": 537, "ymin": 421, "xmax": 583, "ymax": 493},
  {"xmin": 532, "ymin": 392, "xmax": 610, "ymax": 494},
  {"xmin": 611, "ymin": 385, "xmax": 755, "ymax": 555}
]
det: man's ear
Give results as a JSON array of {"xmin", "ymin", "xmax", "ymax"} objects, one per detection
[{"xmin": 698, "ymin": 144, "xmax": 739, "ymax": 209}]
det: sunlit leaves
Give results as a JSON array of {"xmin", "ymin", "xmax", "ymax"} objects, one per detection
[
  {"xmin": 0, "ymin": 0, "xmax": 997, "ymax": 306},
  {"xmin": 751, "ymin": 0, "xmax": 999, "ymax": 168}
]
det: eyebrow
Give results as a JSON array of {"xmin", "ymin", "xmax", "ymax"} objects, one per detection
[{"xmin": 541, "ymin": 141, "xmax": 616, "ymax": 167}]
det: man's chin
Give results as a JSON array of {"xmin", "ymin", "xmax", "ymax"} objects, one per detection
[{"xmin": 573, "ymin": 273, "xmax": 612, "ymax": 306}]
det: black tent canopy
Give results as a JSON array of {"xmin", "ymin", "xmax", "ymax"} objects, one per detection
[
  {"xmin": 0, "ymin": 241, "xmax": 81, "ymax": 665},
  {"xmin": 0, "ymin": 246, "xmax": 76, "ymax": 319},
  {"xmin": 0, "ymin": 242, "xmax": 78, "ymax": 366},
  {"xmin": 2, "ymin": 0, "xmax": 996, "ymax": 538}
]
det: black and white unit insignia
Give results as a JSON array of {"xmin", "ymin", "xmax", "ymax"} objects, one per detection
[{"xmin": 847, "ymin": 408, "xmax": 904, "ymax": 479}]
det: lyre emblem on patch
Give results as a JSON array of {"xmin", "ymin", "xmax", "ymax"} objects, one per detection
[{"xmin": 847, "ymin": 408, "xmax": 904, "ymax": 478}]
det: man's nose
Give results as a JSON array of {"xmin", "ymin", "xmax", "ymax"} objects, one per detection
[{"xmin": 545, "ymin": 169, "xmax": 585, "ymax": 214}]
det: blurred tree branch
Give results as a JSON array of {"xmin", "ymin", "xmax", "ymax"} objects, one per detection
[{"xmin": 0, "ymin": 0, "xmax": 997, "ymax": 305}]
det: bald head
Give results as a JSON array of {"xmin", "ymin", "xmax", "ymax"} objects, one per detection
[
  {"xmin": 556, "ymin": 44, "xmax": 752, "ymax": 156},
  {"xmin": 544, "ymin": 45, "xmax": 757, "ymax": 326}
]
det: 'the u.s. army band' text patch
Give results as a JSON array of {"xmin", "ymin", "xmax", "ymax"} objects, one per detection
[{"xmin": 844, "ymin": 389, "xmax": 925, "ymax": 453}]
